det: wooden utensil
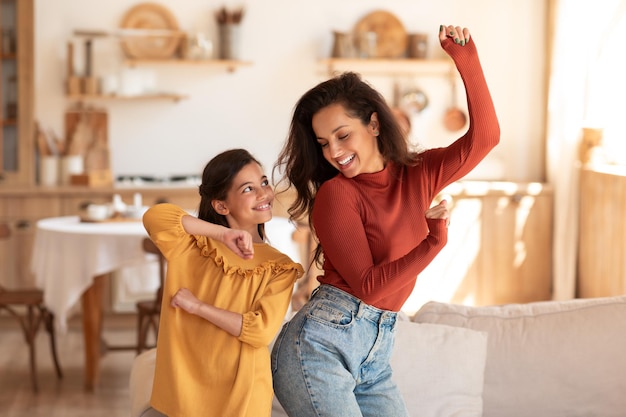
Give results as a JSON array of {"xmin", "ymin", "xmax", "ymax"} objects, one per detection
[
  {"xmin": 390, "ymin": 81, "xmax": 411, "ymax": 136},
  {"xmin": 443, "ymin": 71, "xmax": 467, "ymax": 132}
]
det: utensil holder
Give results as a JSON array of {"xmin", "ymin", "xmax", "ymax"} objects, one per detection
[
  {"xmin": 218, "ymin": 24, "xmax": 241, "ymax": 60},
  {"xmin": 39, "ymin": 156, "xmax": 60, "ymax": 187}
]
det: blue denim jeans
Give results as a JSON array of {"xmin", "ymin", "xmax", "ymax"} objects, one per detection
[{"xmin": 271, "ymin": 285, "xmax": 409, "ymax": 417}]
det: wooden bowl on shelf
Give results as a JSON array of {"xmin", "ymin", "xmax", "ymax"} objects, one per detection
[{"xmin": 119, "ymin": 2, "xmax": 182, "ymax": 60}]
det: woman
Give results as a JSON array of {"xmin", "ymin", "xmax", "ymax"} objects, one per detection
[
  {"xmin": 143, "ymin": 149, "xmax": 302, "ymax": 417},
  {"xmin": 271, "ymin": 25, "xmax": 500, "ymax": 416}
]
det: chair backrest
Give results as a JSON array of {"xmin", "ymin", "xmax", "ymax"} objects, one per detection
[{"xmin": 142, "ymin": 238, "xmax": 165, "ymax": 304}]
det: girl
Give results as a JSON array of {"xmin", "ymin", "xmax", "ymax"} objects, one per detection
[
  {"xmin": 143, "ymin": 148, "xmax": 302, "ymax": 417},
  {"xmin": 271, "ymin": 25, "xmax": 500, "ymax": 416}
]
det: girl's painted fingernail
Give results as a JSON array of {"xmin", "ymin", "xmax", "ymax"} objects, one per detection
[
  {"xmin": 440, "ymin": 25, "xmax": 443, "ymax": 32},
  {"xmin": 455, "ymin": 38, "xmax": 459, "ymax": 44},
  {"xmin": 460, "ymin": 40, "xmax": 465, "ymax": 46},
  {"xmin": 450, "ymin": 31, "xmax": 454, "ymax": 36}
]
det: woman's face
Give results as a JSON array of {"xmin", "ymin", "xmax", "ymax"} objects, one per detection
[
  {"xmin": 213, "ymin": 162, "xmax": 274, "ymax": 237},
  {"xmin": 312, "ymin": 103, "xmax": 384, "ymax": 178}
]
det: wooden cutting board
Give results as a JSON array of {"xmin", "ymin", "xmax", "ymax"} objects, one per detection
[
  {"xmin": 65, "ymin": 107, "xmax": 108, "ymax": 159},
  {"xmin": 353, "ymin": 10, "xmax": 408, "ymax": 58}
]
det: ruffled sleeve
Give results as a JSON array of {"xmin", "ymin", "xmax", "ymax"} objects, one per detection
[
  {"xmin": 205, "ymin": 242, "xmax": 302, "ymax": 348},
  {"xmin": 143, "ymin": 203, "xmax": 231, "ymax": 262},
  {"xmin": 142, "ymin": 203, "xmax": 192, "ymax": 259}
]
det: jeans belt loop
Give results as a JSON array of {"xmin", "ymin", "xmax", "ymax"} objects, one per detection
[{"xmin": 356, "ymin": 301, "xmax": 365, "ymax": 320}]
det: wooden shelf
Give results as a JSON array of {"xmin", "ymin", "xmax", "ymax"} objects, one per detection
[
  {"xmin": 66, "ymin": 93, "xmax": 188, "ymax": 102},
  {"xmin": 319, "ymin": 58, "xmax": 454, "ymax": 76},
  {"xmin": 124, "ymin": 58, "xmax": 253, "ymax": 73}
]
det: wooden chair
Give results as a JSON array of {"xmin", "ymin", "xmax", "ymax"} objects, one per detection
[
  {"xmin": 136, "ymin": 237, "xmax": 165, "ymax": 354},
  {"xmin": 0, "ymin": 223, "xmax": 63, "ymax": 392}
]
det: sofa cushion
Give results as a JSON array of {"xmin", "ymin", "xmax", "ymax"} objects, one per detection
[
  {"xmin": 413, "ymin": 295, "xmax": 626, "ymax": 417},
  {"xmin": 390, "ymin": 321, "xmax": 488, "ymax": 417}
]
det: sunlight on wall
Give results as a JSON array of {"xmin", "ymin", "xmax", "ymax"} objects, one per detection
[{"xmin": 584, "ymin": 5, "xmax": 626, "ymax": 165}]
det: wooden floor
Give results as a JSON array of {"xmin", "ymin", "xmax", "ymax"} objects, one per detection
[{"xmin": 0, "ymin": 314, "xmax": 141, "ymax": 417}]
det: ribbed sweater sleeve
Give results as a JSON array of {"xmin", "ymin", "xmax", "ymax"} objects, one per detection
[{"xmin": 312, "ymin": 36, "xmax": 500, "ymax": 311}]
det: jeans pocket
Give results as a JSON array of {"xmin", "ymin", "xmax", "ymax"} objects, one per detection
[{"xmin": 306, "ymin": 301, "xmax": 354, "ymax": 329}]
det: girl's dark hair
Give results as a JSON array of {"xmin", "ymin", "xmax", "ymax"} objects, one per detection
[
  {"xmin": 273, "ymin": 71, "xmax": 419, "ymax": 224},
  {"xmin": 198, "ymin": 148, "xmax": 266, "ymax": 239}
]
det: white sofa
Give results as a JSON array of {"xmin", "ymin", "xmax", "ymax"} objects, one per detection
[{"xmin": 130, "ymin": 295, "xmax": 626, "ymax": 417}]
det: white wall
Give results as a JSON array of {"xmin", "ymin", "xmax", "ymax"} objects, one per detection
[{"xmin": 34, "ymin": 0, "xmax": 547, "ymax": 182}]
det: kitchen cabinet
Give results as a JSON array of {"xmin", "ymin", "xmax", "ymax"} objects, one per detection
[
  {"xmin": 0, "ymin": 0, "xmax": 34, "ymax": 186},
  {"xmin": 578, "ymin": 166, "xmax": 626, "ymax": 298},
  {"xmin": 403, "ymin": 181, "xmax": 553, "ymax": 314},
  {"xmin": 478, "ymin": 186, "xmax": 553, "ymax": 304}
]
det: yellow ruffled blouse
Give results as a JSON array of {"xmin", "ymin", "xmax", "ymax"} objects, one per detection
[{"xmin": 143, "ymin": 203, "xmax": 302, "ymax": 417}]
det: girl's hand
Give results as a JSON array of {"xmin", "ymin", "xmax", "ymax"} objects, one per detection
[
  {"xmin": 426, "ymin": 199, "xmax": 450, "ymax": 228},
  {"xmin": 221, "ymin": 228, "xmax": 254, "ymax": 259},
  {"xmin": 439, "ymin": 25, "xmax": 471, "ymax": 47},
  {"xmin": 171, "ymin": 288, "xmax": 202, "ymax": 314}
]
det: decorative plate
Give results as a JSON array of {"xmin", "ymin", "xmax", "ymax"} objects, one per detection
[
  {"xmin": 353, "ymin": 10, "xmax": 408, "ymax": 59},
  {"xmin": 119, "ymin": 3, "xmax": 181, "ymax": 59}
]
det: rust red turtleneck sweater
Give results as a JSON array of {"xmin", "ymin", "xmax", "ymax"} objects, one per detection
[{"xmin": 312, "ymin": 36, "xmax": 500, "ymax": 311}]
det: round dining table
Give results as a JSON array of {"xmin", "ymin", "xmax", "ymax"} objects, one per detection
[{"xmin": 31, "ymin": 215, "xmax": 151, "ymax": 391}]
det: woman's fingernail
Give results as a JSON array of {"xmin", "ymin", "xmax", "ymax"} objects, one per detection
[
  {"xmin": 460, "ymin": 40, "xmax": 465, "ymax": 46},
  {"xmin": 450, "ymin": 31, "xmax": 454, "ymax": 36},
  {"xmin": 455, "ymin": 38, "xmax": 459, "ymax": 44},
  {"xmin": 439, "ymin": 25, "xmax": 443, "ymax": 32}
]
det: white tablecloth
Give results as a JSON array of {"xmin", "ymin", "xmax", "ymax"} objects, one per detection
[{"xmin": 31, "ymin": 216, "xmax": 150, "ymax": 332}]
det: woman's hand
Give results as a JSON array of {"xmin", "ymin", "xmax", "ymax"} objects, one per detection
[
  {"xmin": 171, "ymin": 288, "xmax": 202, "ymax": 314},
  {"xmin": 439, "ymin": 25, "xmax": 471, "ymax": 47},
  {"xmin": 426, "ymin": 199, "xmax": 450, "ymax": 227},
  {"xmin": 221, "ymin": 228, "xmax": 254, "ymax": 259}
]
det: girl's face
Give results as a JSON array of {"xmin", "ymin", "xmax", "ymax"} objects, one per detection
[
  {"xmin": 213, "ymin": 162, "xmax": 274, "ymax": 240},
  {"xmin": 312, "ymin": 103, "xmax": 384, "ymax": 178}
]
